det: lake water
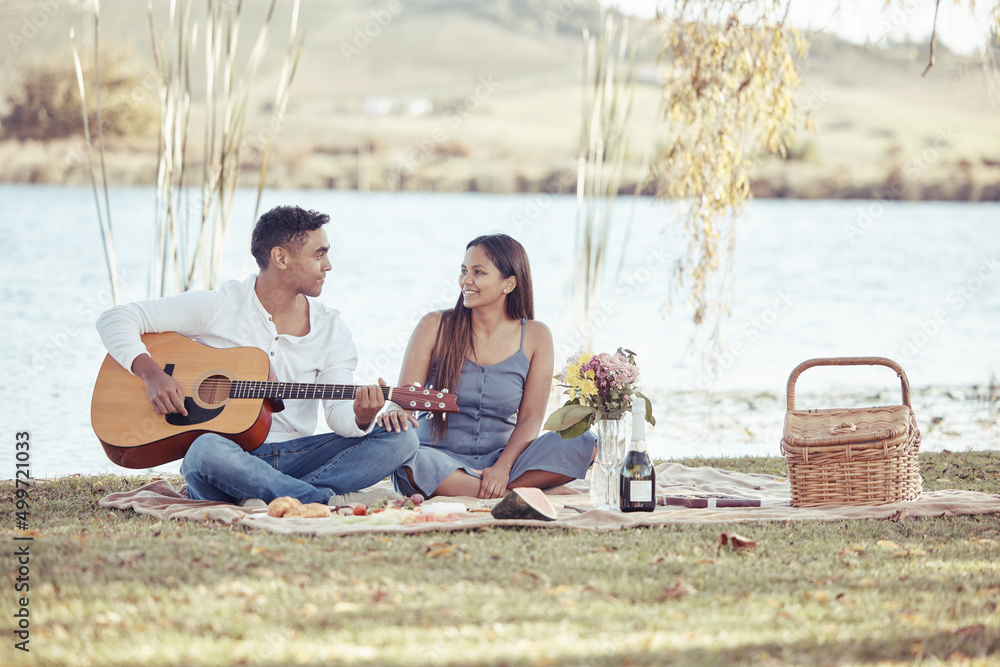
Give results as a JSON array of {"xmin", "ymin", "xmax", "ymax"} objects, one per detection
[{"xmin": 3, "ymin": 184, "xmax": 998, "ymax": 478}]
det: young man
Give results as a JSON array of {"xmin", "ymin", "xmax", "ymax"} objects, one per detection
[{"xmin": 96, "ymin": 205, "xmax": 418, "ymax": 505}]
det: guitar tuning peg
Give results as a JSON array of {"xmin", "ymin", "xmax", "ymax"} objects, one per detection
[{"xmin": 442, "ymin": 388, "xmax": 449, "ymax": 393}]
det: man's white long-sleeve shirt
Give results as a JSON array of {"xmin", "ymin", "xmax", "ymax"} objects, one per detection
[{"xmin": 96, "ymin": 275, "xmax": 373, "ymax": 442}]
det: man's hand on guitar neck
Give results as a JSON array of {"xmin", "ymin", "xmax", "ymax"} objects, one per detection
[
  {"xmin": 132, "ymin": 353, "xmax": 189, "ymax": 417},
  {"xmin": 354, "ymin": 377, "xmax": 388, "ymax": 431}
]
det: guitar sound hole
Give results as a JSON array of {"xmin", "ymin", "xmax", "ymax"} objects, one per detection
[{"xmin": 197, "ymin": 374, "xmax": 232, "ymax": 407}]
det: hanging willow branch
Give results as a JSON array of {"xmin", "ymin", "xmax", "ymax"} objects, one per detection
[
  {"xmin": 652, "ymin": 0, "xmax": 807, "ymax": 345},
  {"xmin": 922, "ymin": 0, "xmax": 942, "ymax": 77}
]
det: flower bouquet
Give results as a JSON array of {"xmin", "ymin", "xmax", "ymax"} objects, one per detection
[
  {"xmin": 544, "ymin": 348, "xmax": 655, "ymax": 509},
  {"xmin": 543, "ymin": 348, "xmax": 655, "ymax": 439}
]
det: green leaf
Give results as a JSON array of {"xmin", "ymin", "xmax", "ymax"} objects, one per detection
[
  {"xmin": 543, "ymin": 404, "xmax": 597, "ymax": 434},
  {"xmin": 635, "ymin": 390, "xmax": 655, "ymax": 427},
  {"xmin": 559, "ymin": 415, "xmax": 595, "ymax": 440}
]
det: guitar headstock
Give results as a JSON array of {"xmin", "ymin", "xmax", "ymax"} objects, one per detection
[{"xmin": 393, "ymin": 386, "xmax": 459, "ymax": 413}]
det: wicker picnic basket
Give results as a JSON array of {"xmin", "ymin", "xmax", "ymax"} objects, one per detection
[{"xmin": 780, "ymin": 357, "xmax": 922, "ymax": 507}]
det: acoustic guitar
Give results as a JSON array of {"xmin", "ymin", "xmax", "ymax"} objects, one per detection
[{"xmin": 91, "ymin": 331, "xmax": 457, "ymax": 469}]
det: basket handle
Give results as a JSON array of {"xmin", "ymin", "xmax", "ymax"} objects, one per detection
[{"xmin": 786, "ymin": 356, "xmax": 911, "ymax": 411}]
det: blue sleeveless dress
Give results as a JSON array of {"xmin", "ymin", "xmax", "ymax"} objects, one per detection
[{"xmin": 392, "ymin": 319, "xmax": 596, "ymax": 497}]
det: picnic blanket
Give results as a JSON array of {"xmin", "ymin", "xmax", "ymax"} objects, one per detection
[{"xmin": 99, "ymin": 462, "xmax": 1000, "ymax": 535}]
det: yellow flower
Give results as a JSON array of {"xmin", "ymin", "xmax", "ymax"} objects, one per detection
[
  {"xmin": 554, "ymin": 351, "xmax": 601, "ymax": 409},
  {"xmin": 563, "ymin": 352, "xmax": 592, "ymax": 382}
]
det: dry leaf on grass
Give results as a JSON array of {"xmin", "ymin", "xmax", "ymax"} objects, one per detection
[
  {"xmin": 892, "ymin": 547, "xmax": 927, "ymax": 557},
  {"xmin": 659, "ymin": 581, "xmax": 697, "ymax": 600},
  {"xmin": 714, "ymin": 532, "xmax": 757, "ymax": 551},
  {"xmin": 807, "ymin": 590, "xmax": 829, "ymax": 603},
  {"xmin": 425, "ymin": 542, "xmax": 459, "ymax": 558},
  {"xmin": 518, "ymin": 570, "xmax": 552, "ymax": 588}
]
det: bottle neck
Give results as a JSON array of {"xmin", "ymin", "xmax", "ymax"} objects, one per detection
[
  {"xmin": 629, "ymin": 436, "xmax": 648, "ymax": 453},
  {"xmin": 630, "ymin": 410, "xmax": 647, "ymax": 451}
]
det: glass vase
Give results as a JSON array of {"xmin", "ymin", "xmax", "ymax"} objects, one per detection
[{"xmin": 591, "ymin": 417, "xmax": 626, "ymax": 510}]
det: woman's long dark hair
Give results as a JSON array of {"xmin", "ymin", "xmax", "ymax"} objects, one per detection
[{"xmin": 428, "ymin": 233, "xmax": 534, "ymax": 441}]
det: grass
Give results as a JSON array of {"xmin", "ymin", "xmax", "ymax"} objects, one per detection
[{"xmin": 2, "ymin": 452, "xmax": 999, "ymax": 666}]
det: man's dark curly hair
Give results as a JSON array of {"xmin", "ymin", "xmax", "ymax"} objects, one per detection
[{"xmin": 250, "ymin": 206, "xmax": 330, "ymax": 270}]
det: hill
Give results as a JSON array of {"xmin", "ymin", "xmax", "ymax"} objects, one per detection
[{"xmin": 0, "ymin": 0, "xmax": 997, "ymax": 199}]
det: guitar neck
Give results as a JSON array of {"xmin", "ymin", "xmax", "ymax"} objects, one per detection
[
  {"xmin": 230, "ymin": 382, "xmax": 392, "ymax": 401},
  {"xmin": 222, "ymin": 380, "xmax": 457, "ymax": 413}
]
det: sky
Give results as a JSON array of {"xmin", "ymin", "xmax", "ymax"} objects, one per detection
[{"xmin": 601, "ymin": 0, "xmax": 997, "ymax": 55}]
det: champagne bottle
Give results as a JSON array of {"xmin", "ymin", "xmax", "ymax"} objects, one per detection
[{"xmin": 619, "ymin": 409, "xmax": 655, "ymax": 512}]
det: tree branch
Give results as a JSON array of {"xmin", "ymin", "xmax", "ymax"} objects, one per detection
[{"xmin": 922, "ymin": 0, "xmax": 942, "ymax": 77}]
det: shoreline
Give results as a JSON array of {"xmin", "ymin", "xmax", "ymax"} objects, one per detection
[
  {"xmin": 641, "ymin": 383, "xmax": 1000, "ymax": 462},
  {"xmin": 2, "ymin": 139, "xmax": 999, "ymax": 202}
]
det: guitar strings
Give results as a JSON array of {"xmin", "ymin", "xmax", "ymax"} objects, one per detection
[{"xmin": 169, "ymin": 375, "xmax": 447, "ymax": 400}]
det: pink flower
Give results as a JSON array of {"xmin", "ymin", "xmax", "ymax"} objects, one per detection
[{"xmin": 574, "ymin": 350, "xmax": 642, "ymax": 416}]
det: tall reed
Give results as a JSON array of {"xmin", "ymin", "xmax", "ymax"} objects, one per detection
[
  {"xmin": 250, "ymin": 0, "xmax": 304, "ymax": 235},
  {"xmin": 146, "ymin": 0, "xmax": 303, "ymax": 296},
  {"xmin": 70, "ymin": 0, "xmax": 120, "ymax": 305},
  {"xmin": 573, "ymin": 10, "xmax": 638, "ymax": 350}
]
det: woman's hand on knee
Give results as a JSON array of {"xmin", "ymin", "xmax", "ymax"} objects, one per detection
[
  {"xmin": 478, "ymin": 464, "xmax": 512, "ymax": 499},
  {"xmin": 376, "ymin": 408, "xmax": 419, "ymax": 433}
]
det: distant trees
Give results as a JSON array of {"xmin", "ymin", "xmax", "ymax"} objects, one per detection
[{"xmin": 0, "ymin": 50, "xmax": 156, "ymax": 142}]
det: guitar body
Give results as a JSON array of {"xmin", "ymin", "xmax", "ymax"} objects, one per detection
[{"xmin": 91, "ymin": 332, "xmax": 275, "ymax": 469}]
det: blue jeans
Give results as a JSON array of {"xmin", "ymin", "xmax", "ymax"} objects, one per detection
[{"xmin": 180, "ymin": 425, "xmax": 419, "ymax": 504}]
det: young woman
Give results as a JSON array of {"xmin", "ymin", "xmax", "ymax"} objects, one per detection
[{"xmin": 377, "ymin": 233, "xmax": 596, "ymax": 499}]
